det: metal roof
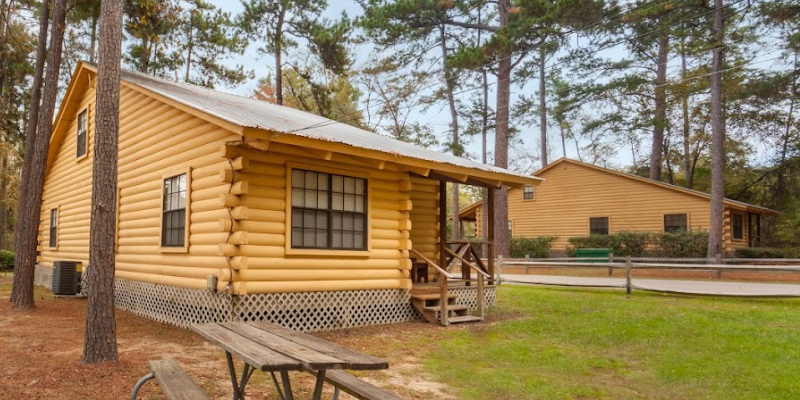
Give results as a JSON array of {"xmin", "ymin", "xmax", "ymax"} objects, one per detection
[{"xmin": 114, "ymin": 66, "xmax": 541, "ymax": 184}]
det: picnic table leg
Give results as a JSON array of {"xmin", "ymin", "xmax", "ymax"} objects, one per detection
[
  {"xmin": 280, "ymin": 371, "xmax": 295, "ymax": 400},
  {"xmin": 225, "ymin": 352, "xmax": 245, "ymax": 400},
  {"xmin": 311, "ymin": 370, "xmax": 327, "ymax": 400},
  {"xmin": 270, "ymin": 372, "xmax": 287, "ymax": 400}
]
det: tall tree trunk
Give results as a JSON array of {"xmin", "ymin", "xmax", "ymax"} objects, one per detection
[
  {"xmin": 439, "ymin": 26, "xmax": 461, "ymax": 240},
  {"xmin": 185, "ymin": 11, "xmax": 193, "ymax": 83},
  {"xmin": 664, "ymin": 135, "xmax": 675, "ymax": 184},
  {"xmin": 478, "ymin": 6, "xmax": 489, "ymax": 254},
  {"xmin": 89, "ymin": 15, "xmax": 97, "ymax": 63},
  {"xmin": 707, "ymin": 0, "xmax": 725, "ymax": 258},
  {"xmin": 0, "ymin": 156, "xmax": 7, "ymax": 250},
  {"xmin": 12, "ymin": 0, "xmax": 65, "ymax": 309},
  {"xmin": 773, "ymin": 51, "xmax": 797, "ymax": 210},
  {"xmin": 493, "ymin": 0, "xmax": 512, "ymax": 257},
  {"xmin": 680, "ymin": 40, "xmax": 693, "ymax": 188},
  {"xmin": 185, "ymin": 36, "xmax": 193, "ymax": 82},
  {"xmin": 650, "ymin": 29, "xmax": 669, "ymax": 181},
  {"xmin": 481, "ymin": 54, "xmax": 489, "ymax": 253},
  {"xmin": 82, "ymin": 0, "xmax": 123, "ymax": 364},
  {"xmin": 274, "ymin": 7, "xmax": 286, "ymax": 106},
  {"xmin": 139, "ymin": 35, "xmax": 148, "ymax": 72},
  {"xmin": 539, "ymin": 47, "xmax": 548, "ymax": 167}
]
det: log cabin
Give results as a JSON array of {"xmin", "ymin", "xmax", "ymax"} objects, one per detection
[
  {"xmin": 33, "ymin": 62, "xmax": 542, "ymax": 330},
  {"xmin": 460, "ymin": 158, "xmax": 778, "ymax": 256}
]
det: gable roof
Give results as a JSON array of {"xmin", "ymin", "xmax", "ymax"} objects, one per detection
[
  {"xmin": 537, "ymin": 158, "xmax": 779, "ymax": 215},
  {"xmin": 50, "ymin": 62, "xmax": 542, "ymax": 189}
]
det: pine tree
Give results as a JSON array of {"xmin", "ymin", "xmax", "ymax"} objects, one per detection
[{"xmin": 82, "ymin": 0, "xmax": 125, "ymax": 364}]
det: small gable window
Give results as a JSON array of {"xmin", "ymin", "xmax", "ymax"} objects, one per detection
[
  {"xmin": 161, "ymin": 174, "xmax": 187, "ymax": 247},
  {"xmin": 77, "ymin": 110, "xmax": 87, "ymax": 158},
  {"xmin": 522, "ymin": 185, "xmax": 535, "ymax": 200},
  {"xmin": 589, "ymin": 217, "xmax": 609, "ymax": 235},
  {"xmin": 664, "ymin": 214, "xmax": 688, "ymax": 233},
  {"xmin": 732, "ymin": 213, "xmax": 744, "ymax": 240}
]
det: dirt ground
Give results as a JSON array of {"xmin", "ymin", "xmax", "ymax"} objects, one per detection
[{"xmin": 0, "ymin": 275, "xmax": 459, "ymax": 400}]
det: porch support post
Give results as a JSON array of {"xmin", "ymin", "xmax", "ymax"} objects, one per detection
[
  {"xmin": 756, "ymin": 213, "xmax": 761, "ymax": 246},
  {"xmin": 439, "ymin": 180, "xmax": 447, "ymax": 271},
  {"xmin": 439, "ymin": 180, "xmax": 449, "ymax": 326},
  {"xmin": 487, "ymin": 187, "xmax": 495, "ymax": 285}
]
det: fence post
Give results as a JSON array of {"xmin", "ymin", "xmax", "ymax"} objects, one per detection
[
  {"xmin": 608, "ymin": 252, "xmax": 615, "ymax": 276},
  {"xmin": 715, "ymin": 253, "xmax": 722, "ymax": 279},
  {"xmin": 625, "ymin": 256, "xmax": 632, "ymax": 295},
  {"xmin": 525, "ymin": 254, "xmax": 530, "ymax": 275},
  {"xmin": 497, "ymin": 255, "xmax": 503, "ymax": 285}
]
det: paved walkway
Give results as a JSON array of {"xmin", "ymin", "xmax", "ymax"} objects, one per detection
[{"xmin": 501, "ymin": 274, "xmax": 800, "ymax": 297}]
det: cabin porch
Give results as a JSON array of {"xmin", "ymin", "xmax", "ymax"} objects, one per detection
[{"xmin": 408, "ymin": 179, "xmax": 499, "ymax": 326}]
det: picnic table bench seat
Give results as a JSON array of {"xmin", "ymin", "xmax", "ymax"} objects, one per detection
[
  {"xmin": 131, "ymin": 359, "xmax": 210, "ymax": 400},
  {"xmin": 304, "ymin": 368, "xmax": 407, "ymax": 400}
]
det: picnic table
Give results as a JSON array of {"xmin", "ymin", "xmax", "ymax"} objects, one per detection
[{"xmin": 192, "ymin": 321, "xmax": 389, "ymax": 400}]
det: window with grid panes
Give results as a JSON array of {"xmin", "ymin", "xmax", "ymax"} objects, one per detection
[
  {"xmin": 664, "ymin": 214, "xmax": 688, "ymax": 233},
  {"xmin": 49, "ymin": 208, "xmax": 58, "ymax": 247},
  {"xmin": 77, "ymin": 110, "xmax": 87, "ymax": 157},
  {"xmin": 732, "ymin": 214, "xmax": 743, "ymax": 240},
  {"xmin": 291, "ymin": 169, "xmax": 367, "ymax": 250},
  {"xmin": 161, "ymin": 174, "xmax": 187, "ymax": 247},
  {"xmin": 522, "ymin": 185, "xmax": 534, "ymax": 200},
  {"xmin": 589, "ymin": 217, "xmax": 609, "ymax": 235}
]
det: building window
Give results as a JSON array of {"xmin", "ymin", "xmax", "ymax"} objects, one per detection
[
  {"xmin": 522, "ymin": 185, "xmax": 535, "ymax": 200},
  {"xmin": 161, "ymin": 174, "xmax": 187, "ymax": 247},
  {"xmin": 77, "ymin": 110, "xmax": 87, "ymax": 158},
  {"xmin": 49, "ymin": 208, "xmax": 58, "ymax": 248},
  {"xmin": 664, "ymin": 214, "xmax": 688, "ymax": 233},
  {"xmin": 291, "ymin": 169, "xmax": 367, "ymax": 250},
  {"xmin": 508, "ymin": 220, "xmax": 513, "ymax": 237},
  {"xmin": 732, "ymin": 213, "xmax": 743, "ymax": 240},
  {"xmin": 589, "ymin": 217, "xmax": 609, "ymax": 235}
]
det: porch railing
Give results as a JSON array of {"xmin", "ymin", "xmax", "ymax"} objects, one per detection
[{"xmin": 410, "ymin": 242, "xmax": 491, "ymax": 326}]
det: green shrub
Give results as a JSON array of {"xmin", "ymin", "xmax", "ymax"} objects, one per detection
[
  {"xmin": 656, "ymin": 231, "xmax": 709, "ymax": 258},
  {"xmin": 611, "ymin": 231, "xmax": 651, "ymax": 257},
  {"xmin": 567, "ymin": 234, "xmax": 614, "ymax": 250},
  {"xmin": 566, "ymin": 232, "xmax": 651, "ymax": 257},
  {"xmin": 734, "ymin": 247, "xmax": 787, "ymax": 259},
  {"xmin": 0, "ymin": 250, "xmax": 14, "ymax": 270},
  {"xmin": 510, "ymin": 236, "xmax": 556, "ymax": 258}
]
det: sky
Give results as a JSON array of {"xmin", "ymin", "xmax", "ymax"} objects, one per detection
[
  {"xmin": 203, "ymin": 0, "xmax": 605, "ymax": 175},
  {"xmin": 198, "ymin": 0, "xmax": 785, "ymax": 175}
]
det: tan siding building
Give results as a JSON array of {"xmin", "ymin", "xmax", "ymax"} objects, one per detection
[
  {"xmin": 36, "ymin": 62, "xmax": 541, "ymax": 329},
  {"xmin": 462, "ymin": 158, "xmax": 777, "ymax": 255}
]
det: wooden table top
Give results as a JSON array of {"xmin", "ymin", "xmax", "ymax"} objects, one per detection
[{"xmin": 192, "ymin": 321, "xmax": 389, "ymax": 372}]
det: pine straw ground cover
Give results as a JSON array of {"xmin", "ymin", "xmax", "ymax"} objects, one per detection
[{"xmin": 2, "ymin": 274, "xmax": 799, "ymax": 399}]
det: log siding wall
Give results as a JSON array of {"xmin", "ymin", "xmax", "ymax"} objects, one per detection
[
  {"xmin": 505, "ymin": 161, "xmax": 750, "ymax": 253},
  {"xmin": 39, "ymin": 81, "xmax": 430, "ymax": 294}
]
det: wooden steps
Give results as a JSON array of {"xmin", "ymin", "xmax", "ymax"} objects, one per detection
[
  {"xmin": 411, "ymin": 292, "xmax": 482, "ymax": 325},
  {"xmin": 447, "ymin": 315, "xmax": 484, "ymax": 324}
]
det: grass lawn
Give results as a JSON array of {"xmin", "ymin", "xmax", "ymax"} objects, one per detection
[
  {"xmin": 3, "ymin": 273, "xmax": 799, "ymax": 399},
  {"xmin": 425, "ymin": 285, "xmax": 800, "ymax": 400}
]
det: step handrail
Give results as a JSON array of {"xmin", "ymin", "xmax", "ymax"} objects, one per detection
[
  {"xmin": 444, "ymin": 247, "xmax": 491, "ymax": 278},
  {"xmin": 410, "ymin": 248, "xmax": 456, "ymax": 280}
]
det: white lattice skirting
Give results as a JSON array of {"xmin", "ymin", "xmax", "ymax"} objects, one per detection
[{"xmin": 34, "ymin": 265, "xmax": 495, "ymax": 331}]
